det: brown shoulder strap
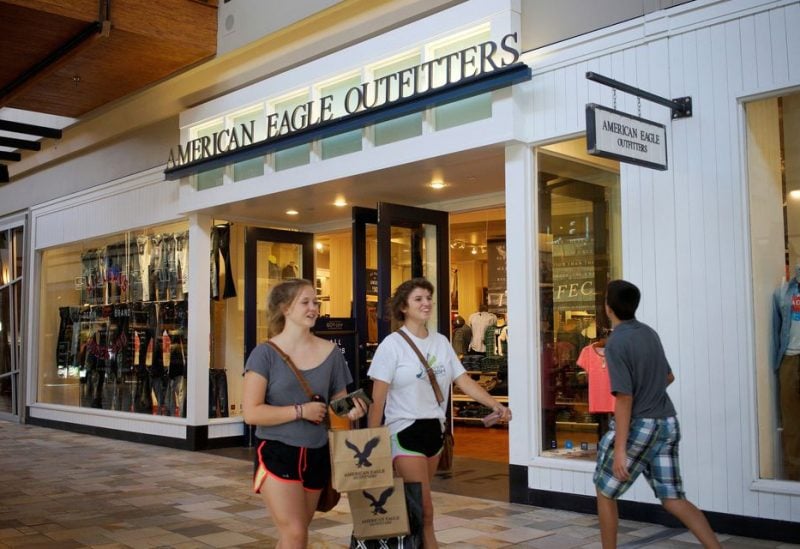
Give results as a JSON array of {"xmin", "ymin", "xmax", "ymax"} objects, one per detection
[
  {"xmin": 265, "ymin": 340, "xmax": 314, "ymax": 399},
  {"xmin": 396, "ymin": 329, "xmax": 444, "ymax": 404}
]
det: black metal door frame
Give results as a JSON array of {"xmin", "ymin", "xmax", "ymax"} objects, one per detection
[{"xmin": 243, "ymin": 227, "xmax": 314, "ymax": 360}]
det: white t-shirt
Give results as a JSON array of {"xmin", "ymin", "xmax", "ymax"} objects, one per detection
[
  {"xmin": 468, "ymin": 311, "xmax": 497, "ymax": 352},
  {"xmin": 368, "ymin": 326, "xmax": 466, "ymax": 435}
]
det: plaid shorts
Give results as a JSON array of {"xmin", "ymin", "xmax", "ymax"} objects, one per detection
[{"xmin": 594, "ymin": 416, "xmax": 685, "ymax": 500}]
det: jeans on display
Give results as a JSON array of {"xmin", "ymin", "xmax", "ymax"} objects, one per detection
[
  {"xmin": 56, "ymin": 307, "xmax": 80, "ymax": 367},
  {"xmin": 82, "ymin": 330, "xmax": 108, "ymax": 409},
  {"xmin": 157, "ymin": 235, "xmax": 179, "ymax": 300},
  {"xmin": 136, "ymin": 235, "xmax": 152, "ymax": 302},
  {"xmin": 130, "ymin": 302, "xmax": 157, "ymax": 413},
  {"xmin": 211, "ymin": 224, "xmax": 236, "ymax": 300},
  {"xmin": 176, "ymin": 231, "xmax": 189, "ymax": 297},
  {"xmin": 779, "ymin": 354, "xmax": 800, "ymax": 480},
  {"xmin": 81, "ymin": 249, "xmax": 104, "ymax": 305},
  {"xmin": 166, "ymin": 376, "xmax": 186, "ymax": 417},
  {"xmin": 209, "ymin": 369, "xmax": 229, "ymax": 418},
  {"xmin": 104, "ymin": 243, "xmax": 127, "ymax": 304}
]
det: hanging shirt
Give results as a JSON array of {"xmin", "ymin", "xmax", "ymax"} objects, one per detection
[{"xmin": 576, "ymin": 344, "xmax": 615, "ymax": 413}]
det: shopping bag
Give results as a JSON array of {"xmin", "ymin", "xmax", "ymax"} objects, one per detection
[
  {"xmin": 349, "ymin": 481, "xmax": 423, "ymax": 548},
  {"xmin": 349, "ymin": 478, "xmax": 413, "ymax": 541},
  {"xmin": 329, "ymin": 426, "xmax": 393, "ymax": 491}
]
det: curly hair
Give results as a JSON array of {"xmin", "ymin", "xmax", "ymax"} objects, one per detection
[
  {"xmin": 389, "ymin": 277, "xmax": 434, "ymax": 322},
  {"xmin": 265, "ymin": 278, "xmax": 315, "ymax": 338}
]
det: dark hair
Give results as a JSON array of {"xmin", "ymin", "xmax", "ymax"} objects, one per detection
[
  {"xmin": 605, "ymin": 279, "xmax": 640, "ymax": 321},
  {"xmin": 389, "ymin": 277, "xmax": 434, "ymax": 322},
  {"xmin": 266, "ymin": 278, "xmax": 315, "ymax": 337}
]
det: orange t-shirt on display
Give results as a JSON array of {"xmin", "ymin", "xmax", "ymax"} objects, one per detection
[{"xmin": 577, "ymin": 344, "xmax": 615, "ymax": 413}]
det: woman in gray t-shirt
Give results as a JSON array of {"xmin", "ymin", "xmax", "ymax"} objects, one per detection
[{"xmin": 243, "ymin": 279, "xmax": 367, "ymax": 547}]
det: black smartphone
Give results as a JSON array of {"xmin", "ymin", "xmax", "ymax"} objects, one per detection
[{"xmin": 330, "ymin": 388, "xmax": 372, "ymax": 416}]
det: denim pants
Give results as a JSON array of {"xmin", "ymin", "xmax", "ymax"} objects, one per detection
[
  {"xmin": 211, "ymin": 224, "xmax": 236, "ymax": 300},
  {"xmin": 209, "ymin": 369, "xmax": 229, "ymax": 418},
  {"xmin": 81, "ymin": 249, "xmax": 104, "ymax": 305},
  {"xmin": 135, "ymin": 235, "xmax": 151, "ymax": 301},
  {"xmin": 104, "ymin": 243, "xmax": 127, "ymax": 304}
]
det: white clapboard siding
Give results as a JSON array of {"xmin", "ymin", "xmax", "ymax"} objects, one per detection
[
  {"xmin": 523, "ymin": 0, "xmax": 800, "ymax": 520},
  {"xmin": 32, "ymin": 167, "xmax": 181, "ymax": 251}
]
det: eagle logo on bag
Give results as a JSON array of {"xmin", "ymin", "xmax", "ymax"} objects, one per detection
[
  {"xmin": 345, "ymin": 436, "xmax": 381, "ymax": 467},
  {"xmin": 362, "ymin": 486, "xmax": 395, "ymax": 515}
]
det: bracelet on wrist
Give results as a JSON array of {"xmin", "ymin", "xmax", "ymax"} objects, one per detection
[{"xmin": 295, "ymin": 403, "xmax": 303, "ymax": 420}]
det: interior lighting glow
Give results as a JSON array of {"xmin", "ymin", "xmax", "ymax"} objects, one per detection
[
  {"xmin": 333, "ymin": 197, "xmax": 348, "ymax": 207},
  {"xmin": 286, "ymin": 209, "xmax": 299, "ymax": 216},
  {"xmin": 430, "ymin": 180, "xmax": 446, "ymax": 190},
  {"xmin": 789, "ymin": 190, "xmax": 800, "ymax": 200}
]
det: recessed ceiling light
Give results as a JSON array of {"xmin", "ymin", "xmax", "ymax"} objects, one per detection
[
  {"xmin": 430, "ymin": 180, "xmax": 446, "ymax": 190},
  {"xmin": 333, "ymin": 196, "xmax": 348, "ymax": 207},
  {"xmin": 286, "ymin": 209, "xmax": 299, "ymax": 216}
]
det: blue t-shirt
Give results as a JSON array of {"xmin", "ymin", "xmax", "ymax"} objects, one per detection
[
  {"xmin": 605, "ymin": 319, "xmax": 676, "ymax": 419},
  {"xmin": 244, "ymin": 342, "xmax": 352, "ymax": 448}
]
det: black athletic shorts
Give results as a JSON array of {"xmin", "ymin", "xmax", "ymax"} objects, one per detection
[
  {"xmin": 253, "ymin": 438, "xmax": 330, "ymax": 492},
  {"xmin": 394, "ymin": 418, "xmax": 444, "ymax": 458}
]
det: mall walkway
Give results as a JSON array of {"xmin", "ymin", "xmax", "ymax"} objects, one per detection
[{"xmin": 0, "ymin": 421, "xmax": 794, "ymax": 548}]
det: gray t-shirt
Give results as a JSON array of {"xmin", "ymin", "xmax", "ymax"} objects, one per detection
[
  {"xmin": 244, "ymin": 342, "xmax": 352, "ymax": 448},
  {"xmin": 605, "ymin": 319, "xmax": 676, "ymax": 419}
]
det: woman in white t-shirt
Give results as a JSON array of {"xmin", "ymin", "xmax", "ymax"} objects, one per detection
[{"xmin": 367, "ymin": 278, "xmax": 512, "ymax": 549}]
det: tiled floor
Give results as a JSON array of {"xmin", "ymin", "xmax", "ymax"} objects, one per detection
[{"xmin": 0, "ymin": 421, "xmax": 796, "ymax": 548}]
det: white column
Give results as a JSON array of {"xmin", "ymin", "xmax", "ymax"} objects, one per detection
[
  {"xmin": 504, "ymin": 142, "xmax": 536, "ymax": 467},
  {"xmin": 186, "ymin": 213, "xmax": 212, "ymax": 425}
]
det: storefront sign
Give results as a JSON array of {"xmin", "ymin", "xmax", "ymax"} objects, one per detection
[
  {"xmin": 165, "ymin": 33, "xmax": 529, "ymax": 178},
  {"xmin": 586, "ymin": 104, "xmax": 667, "ymax": 171}
]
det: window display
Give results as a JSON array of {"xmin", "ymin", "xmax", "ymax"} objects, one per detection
[
  {"xmin": 1, "ymin": 225, "xmax": 23, "ymax": 416},
  {"xmin": 38, "ymin": 221, "xmax": 189, "ymax": 416},
  {"xmin": 748, "ymin": 92, "xmax": 800, "ymax": 481},
  {"xmin": 537, "ymin": 138, "xmax": 621, "ymax": 459}
]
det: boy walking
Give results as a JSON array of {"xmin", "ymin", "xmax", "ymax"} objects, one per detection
[{"xmin": 594, "ymin": 280, "xmax": 720, "ymax": 548}]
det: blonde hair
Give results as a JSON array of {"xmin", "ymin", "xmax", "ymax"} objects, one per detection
[{"xmin": 265, "ymin": 278, "xmax": 315, "ymax": 338}]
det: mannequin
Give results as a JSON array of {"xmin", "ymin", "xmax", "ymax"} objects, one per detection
[
  {"xmin": 451, "ymin": 316, "xmax": 472, "ymax": 357},
  {"xmin": 773, "ymin": 263, "xmax": 800, "ymax": 480},
  {"xmin": 468, "ymin": 304, "xmax": 497, "ymax": 355}
]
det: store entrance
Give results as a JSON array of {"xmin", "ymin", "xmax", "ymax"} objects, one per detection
[{"xmin": 352, "ymin": 203, "xmax": 450, "ymax": 389}]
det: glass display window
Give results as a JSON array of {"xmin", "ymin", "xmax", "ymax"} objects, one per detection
[
  {"xmin": 37, "ymin": 221, "xmax": 189, "ymax": 417},
  {"xmin": 1, "ymin": 224, "xmax": 24, "ymax": 416},
  {"xmin": 537, "ymin": 137, "xmax": 621, "ymax": 459},
  {"xmin": 747, "ymin": 91, "xmax": 800, "ymax": 481}
]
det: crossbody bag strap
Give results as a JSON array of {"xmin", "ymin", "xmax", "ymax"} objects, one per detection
[
  {"xmin": 265, "ymin": 340, "xmax": 314, "ymax": 399},
  {"xmin": 396, "ymin": 329, "xmax": 444, "ymax": 404}
]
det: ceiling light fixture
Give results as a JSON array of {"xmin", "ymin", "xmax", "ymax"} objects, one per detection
[
  {"xmin": 315, "ymin": 242, "xmax": 324, "ymax": 251},
  {"xmin": 430, "ymin": 180, "xmax": 446, "ymax": 190},
  {"xmin": 285, "ymin": 209, "xmax": 299, "ymax": 216},
  {"xmin": 333, "ymin": 196, "xmax": 348, "ymax": 207},
  {"xmin": 790, "ymin": 190, "xmax": 800, "ymax": 200}
]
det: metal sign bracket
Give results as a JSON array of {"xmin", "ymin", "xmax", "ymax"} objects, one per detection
[{"xmin": 586, "ymin": 72, "xmax": 692, "ymax": 120}]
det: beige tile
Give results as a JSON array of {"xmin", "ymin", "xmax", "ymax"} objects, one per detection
[
  {"xmin": 490, "ymin": 526, "xmax": 554, "ymax": 544},
  {"xmin": 437, "ymin": 526, "xmax": 500, "ymax": 543},
  {"xmin": 194, "ymin": 531, "xmax": 259, "ymax": 548}
]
